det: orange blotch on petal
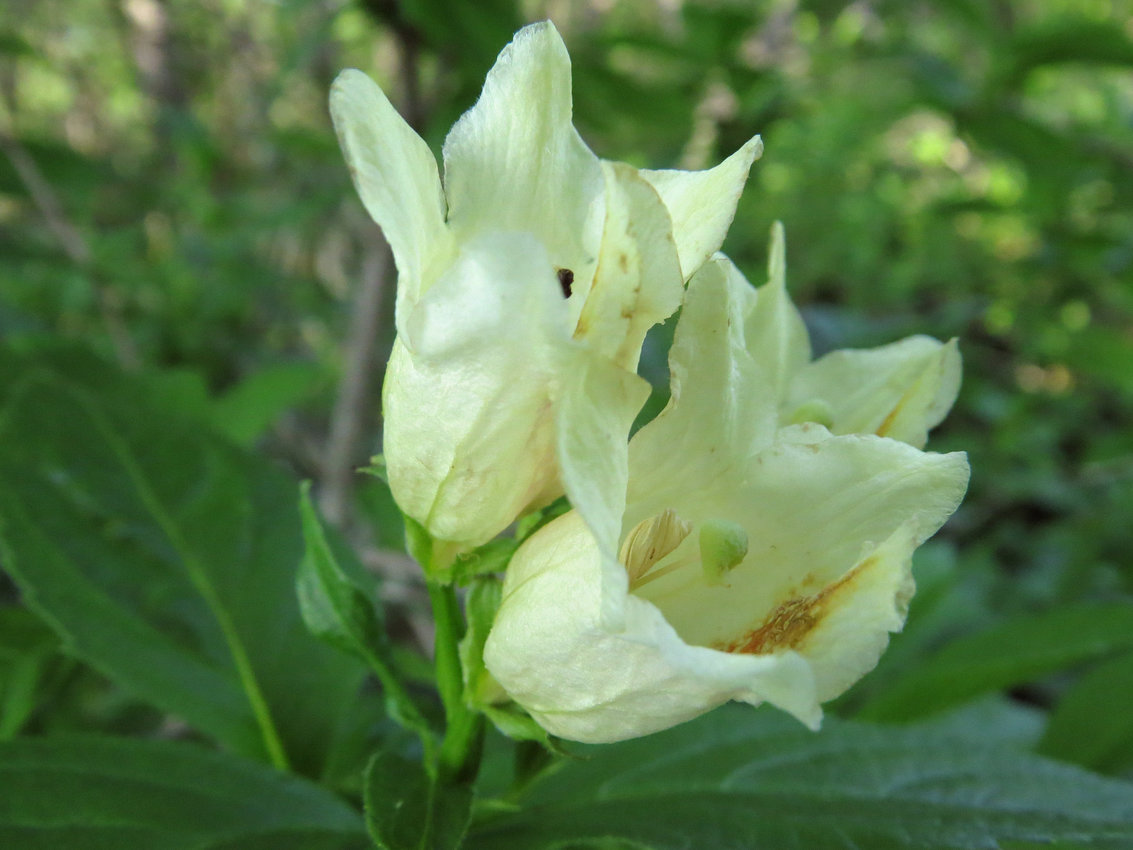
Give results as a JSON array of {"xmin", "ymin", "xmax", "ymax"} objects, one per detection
[{"xmin": 715, "ymin": 554, "xmax": 880, "ymax": 656}]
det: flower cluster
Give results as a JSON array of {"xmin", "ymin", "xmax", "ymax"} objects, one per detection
[{"xmin": 333, "ymin": 22, "xmax": 968, "ymax": 744}]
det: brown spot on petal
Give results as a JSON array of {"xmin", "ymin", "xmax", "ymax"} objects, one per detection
[{"xmin": 716, "ymin": 554, "xmax": 880, "ymax": 655}]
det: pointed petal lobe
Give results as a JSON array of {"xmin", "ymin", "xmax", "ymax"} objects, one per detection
[
  {"xmin": 330, "ymin": 69, "xmax": 448, "ymax": 311},
  {"xmin": 640, "ymin": 136, "xmax": 763, "ymax": 279},
  {"xmin": 442, "ymin": 22, "xmax": 604, "ymax": 284},
  {"xmin": 784, "ymin": 336, "xmax": 962, "ymax": 448}
]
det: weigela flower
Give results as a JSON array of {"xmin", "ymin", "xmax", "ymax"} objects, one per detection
[
  {"xmin": 331, "ymin": 22, "xmax": 761, "ymax": 562},
  {"xmin": 483, "ymin": 227, "xmax": 970, "ymax": 743}
]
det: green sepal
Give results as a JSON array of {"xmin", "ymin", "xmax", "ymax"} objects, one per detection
[
  {"xmin": 515, "ymin": 495, "xmax": 571, "ymax": 542},
  {"xmin": 360, "ymin": 454, "xmax": 388, "ymax": 483},
  {"xmin": 450, "ymin": 538, "xmax": 521, "ymax": 585},
  {"xmin": 404, "ymin": 513, "xmax": 464, "ymax": 579},
  {"xmin": 459, "ymin": 577, "xmax": 506, "ymax": 707},
  {"xmin": 458, "ymin": 576, "xmax": 554, "ymax": 746}
]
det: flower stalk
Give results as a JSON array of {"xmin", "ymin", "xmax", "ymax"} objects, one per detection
[{"xmin": 427, "ymin": 580, "xmax": 484, "ymax": 783}]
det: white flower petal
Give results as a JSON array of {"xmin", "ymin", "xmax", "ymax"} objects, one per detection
[
  {"xmin": 571, "ymin": 162, "xmax": 684, "ymax": 370},
  {"xmin": 793, "ymin": 522, "xmax": 919, "ymax": 701},
  {"xmin": 640, "ymin": 136, "xmax": 763, "ymax": 280},
  {"xmin": 627, "ymin": 255, "xmax": 774, "ymax": 518},
  {"xmin": 484, "ymin": 511, "xmax": 819, "ymax": 744},
  {"xmin": 631, "ymin": 430, "xmax": 969, "ymax": 655},
  {"xmin": 441, "ymin": 21, "xmax": 604, "ymax": 287},
  {"xmin": 329, "ymin": 69, "xmax": 449, "ymax": 315},
  {"xmin": 382, "ymin": 232, "xmax": 571, "ymax": 550},
  {"xmin": 745, "ymin": 222, "xmax": 811, "ymax": 404},
  {"xmin": 784, "ymin": 336, "xmax": 962, "ymax": 448},
  {"xmin": 555, "ymin": 348, "xmax": 651, "ymax": 628}
]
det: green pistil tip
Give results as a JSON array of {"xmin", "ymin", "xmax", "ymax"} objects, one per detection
[
  {"xmin": 788, "ymin": 398, "xmax": 835, "ymax": 429},
  {"xmin": 699, "ymin": 519, "xmax": 749, "ymax": 586}
]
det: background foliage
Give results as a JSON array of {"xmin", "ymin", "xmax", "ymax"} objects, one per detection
[{"xmin": 2, "ymin": 0, "xmax": 1133, "ymax": 847}]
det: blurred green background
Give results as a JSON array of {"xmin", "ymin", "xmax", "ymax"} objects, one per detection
[{"xmin": 2, "ymin": 0, "xmax": 1132, "ymax": 776}]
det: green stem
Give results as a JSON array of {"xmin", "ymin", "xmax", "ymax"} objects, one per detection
[{"xmin": 427, "ymin": 581, "xmax": 483, "ymax": 782}]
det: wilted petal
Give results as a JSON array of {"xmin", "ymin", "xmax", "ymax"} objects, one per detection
[
  {"xmin": 640, "ymin": 136, "xmax": 763, "ymax": 280},
  {"xmin": 442, "ymin": 22, "xmax": 604, "ymax": 287},
  {"xmin": 783, "ymin": 336, "xmax": 962, "ymax": 448},
  {"xmin": 329, "ymin": 69, "xmax": 449, "ymax": 315}
]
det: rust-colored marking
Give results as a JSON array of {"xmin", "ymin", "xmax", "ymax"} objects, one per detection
[{"xmin": 716, "ymin": 554, "xmax": 879, "ymax": 655}]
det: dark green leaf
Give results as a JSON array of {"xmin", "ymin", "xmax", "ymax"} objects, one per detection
[
  {"xmin": 298, "ymin": 482, "xmax": 432, "ymax": 740},
  {"xmin": 1041, "ymin": 650, "xmax": 1133, "ymax": 774},
  {"xmin": 1007, "ymin": 18, "xmax": 1133, "ymax": 79},
  {"xmin": 0, "ymin": 350, "xmax": 366, "ymax": 774},
  {"xmin": 466, "ymin": 707, "xmax": 1133, "ymax": 850},
  {"xmin": 365, "ymin": 748, "xmax": 472, "ymax": 850},
  {"xmin": 212, "ymin": 362, "xmax": 323, "ymax": 446},
  {"xmin": 856, "ymin": 602, "xmax": 1133, "ymax": 721},
  {"xmin": 0, "ymin": 735, "xmax": 366, "ymax": 850},
  {"xmin": 0, "ymin": 607, "xmax": 59, "ymax": 738}
]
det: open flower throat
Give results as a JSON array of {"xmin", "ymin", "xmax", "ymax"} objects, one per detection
[
  {"xmin": 620, "ymin": 510, "xmax": 749, "ymax": 592},
  {"xmin": 619, "ymin": 508, "xmax": 862, "ymax": 658}
]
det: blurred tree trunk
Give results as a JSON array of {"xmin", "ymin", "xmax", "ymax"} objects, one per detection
[{"xmin": 121, "ymin": 0, "xmax": 187, "ymax": 145}]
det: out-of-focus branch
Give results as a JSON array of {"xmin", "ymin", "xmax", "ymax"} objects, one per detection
[
  {"xmin": 0, "ymin": 131, "xmax": 91, "ymax": 266},
  {"xmin": 122, "ymin": 0, "xmax": 187, "ymax": 145},
  {"xmin": 319, "ymin": 241, "xmax": 391, "ymax": 525}
]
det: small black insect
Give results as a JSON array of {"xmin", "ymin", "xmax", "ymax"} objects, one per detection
[{"xmin": 556, "ymin": 268, "xmax": 574, "ymax": 298}]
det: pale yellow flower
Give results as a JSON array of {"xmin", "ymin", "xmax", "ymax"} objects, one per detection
[
  {"xmin": 484, "ymin": 228, "xmax": 969, "ymax": 743},
  {"xmin": 331, "ymin": 22, "xmax": 761, "ymax": 561}
]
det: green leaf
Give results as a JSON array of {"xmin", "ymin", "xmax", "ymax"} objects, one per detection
[
  {"xmin": 450, "ymin": 538, "xmax": 520, "ymax": 585},
  {"xmin": 212, "ymin": 362, "xmax": 323, "ymax": 446},
  {"xmin": 0, "ymin": 349, "xmax": 367, "ymax": 775},
  {"xmin": 365, "ymin": 748, "xmax": 472, "ymax": 850},
  {"xmin": 0, "ymin": 735, "xmax": 366, "ymax": 850},
  {"xmin": 1041, "ymin": 650, "xmax": 1133, "ymax": 774},
  {"xmin": 297, "ymin": 482, "xmax": 388, "ymax": 657},
  {"xmin": 0, "ymin": 607, "xmax": 59, "ymax": 739},
  {"xmin": 855, "ymin": 602, "xmax": 1133, "ymax": 722},
  {"xmin": 466, "ymin": 706, "xmax": 1133, "ymax": 850},
  {"xmin": 1007, "ymin": 18, "xmax": 1133, "ymax": 80},
  {"xmin": 298, "ymin": 482, "xmax": 433, "ymax": 743}
]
